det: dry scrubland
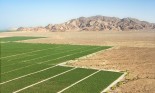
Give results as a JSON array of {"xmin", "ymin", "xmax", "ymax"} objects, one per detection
[{"xmin": 1, "ymin": 31, "xmax": 155, "ymax": 93}]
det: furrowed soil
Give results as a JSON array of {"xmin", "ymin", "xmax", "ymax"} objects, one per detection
[{"xmin": 1, "ymin": 31, "xmax": 155, "ymax": 93}]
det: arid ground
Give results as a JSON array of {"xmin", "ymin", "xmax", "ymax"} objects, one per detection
[{"xmin": 1, "ymin": 31, "xmax": 155, "ymax": 93}]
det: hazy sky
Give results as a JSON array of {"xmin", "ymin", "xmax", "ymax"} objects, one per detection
[{"xmin": 0, "ymin": 0, "xmax": 155, "ymax": 30}]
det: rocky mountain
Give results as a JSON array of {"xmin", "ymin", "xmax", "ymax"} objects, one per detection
[{"xmin": 17, "ymin": 16, "xmax": 155, "ymax": 31}]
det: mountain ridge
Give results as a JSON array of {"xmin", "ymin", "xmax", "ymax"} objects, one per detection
[{"xmin": 17, "ymin": 16, "xmax": 155, "ymax": 31}]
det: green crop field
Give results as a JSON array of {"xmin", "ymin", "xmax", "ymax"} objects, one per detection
[
  {"xmin": 0, "ymin": 37, "xmax": 124, "ymax": 93},
  {"xmin": 0, "ymin": 36, "xmax": 43, "ymax": 42}
]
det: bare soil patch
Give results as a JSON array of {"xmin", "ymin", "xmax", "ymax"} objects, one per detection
[{"xmin": 69, "ymin": 47, "xmax": 155, "ymax": 93}]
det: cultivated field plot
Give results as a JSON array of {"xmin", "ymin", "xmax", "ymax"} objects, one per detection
[
  {"xmin": 0, "ymin": 36, "xmax": 43, "ymax": 42},
  {"xmin": 0, "ymin": 37, "xmax": 124, "ymax": 93}
]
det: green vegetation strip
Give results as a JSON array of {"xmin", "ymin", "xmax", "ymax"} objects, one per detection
[
  {"xmin": 1, "ymin": 46, "xmax": 93, "ymax": 73},
  {"xmin": 18, "ymin": 68, "xmax": 97, "ymax": 93},
  {"xmin": 1, "ymin": 64, "xmax": 52, "ymax": 82},
  {"xmin": 0, "ymin": 66, "xmax": 72, "ymax": 93},
  {"xmin": 62, "ymin": 71, "xmax": 123, "ymax": 93},
  {"xmin": 1, "ymin": 45, "xmax": 84, "ymax": 67},
  {"xmin": 0, "ymin": 36, "xmax": 43, "ymax": 42},
  {"xmin": 1, "ymin": 42, "xmax": 60, "ymax": 57}
]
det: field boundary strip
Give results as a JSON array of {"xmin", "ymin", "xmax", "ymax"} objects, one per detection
[
  {"xmin": 1, "ymin": 45, "xmax": 63, "ymax": 63},
  {"xmin": 1, "ymin": 65, "xmax": 34, "ymax": 74},
  {"xmin": 3, "ymin": 52, "xmax": 40, "ymax": 65},
  {"xmin": 0, "ymin": 65, "xmax": 58, "ymax": 85},
  {"xmin": 57, "ymin": 70, "xmax": 101, "ymax": 93},
  {"xmin": 0, "ymin": 41, "xmax": 12, "ymax": 43},
  {"xmin": 2, "ymin": 46, "xmax": 85, "ymax": 67},
  {"xmin": 59, "ymin": 65, "xmax": 123, "ymax": 73},
  {"xmin": 0, "ymin": 45, "xmax": 63, "ymax": 59},
  {"xmin": 12, "ymin": 67, "xmax": 77, "ymax": 93},
  {"xmin": 46, "ymin": 47, "xmax": 102, "ymax": 65},
  {"xmin": 1, "ymin": 46, "xmax": 96, "ymax": 74},
  {"xmin": 4, "ymin": 53, "xmax": 37, "ymax": 63},
  {"xmin": 101, "ymin": 72, "xmax": 127, "ymax": 93}
]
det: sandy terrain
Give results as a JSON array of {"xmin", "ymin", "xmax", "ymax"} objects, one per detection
[{"xmin": 1, "ymin": 31, "xmax": 155, "ymax": 93}]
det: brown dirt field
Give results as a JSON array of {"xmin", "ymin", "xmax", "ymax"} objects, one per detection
[
  {"xmin": 69, "ymin": 47, "xmax": 155, "ymax": 93},
  {"xmin": 1, "ymin": 31, "xmax": 155, "ymax": 93}
]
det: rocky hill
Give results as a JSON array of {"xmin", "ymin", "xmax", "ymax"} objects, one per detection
[{"xmin": 17, "ymin": 16, "xmax": 155, "ymax": 31}]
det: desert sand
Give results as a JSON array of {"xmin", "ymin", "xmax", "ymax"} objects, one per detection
[{"xmin": 1, "ymin": 31, "xmax": 155, "ymax": 93}]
